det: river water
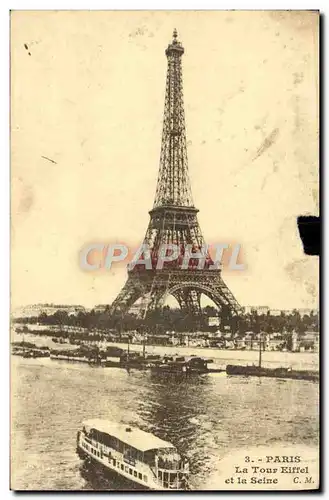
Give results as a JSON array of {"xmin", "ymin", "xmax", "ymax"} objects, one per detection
[{"xmin": 11, "ymin": 351, "xmax": 319, "ymax": 491}]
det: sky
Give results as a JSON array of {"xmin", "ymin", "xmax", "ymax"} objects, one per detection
[{"xmin": 11, "ymin": 10, "xmax": 319, "ymax": 311}]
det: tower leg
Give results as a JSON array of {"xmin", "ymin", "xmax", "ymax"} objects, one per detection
[
  {"xmin": 109, "ymin": 278, "xmax": 147, "ymax": 316},
  {"xmin": 172, "ymin": 288, "xmax": 202, "ymax": 316},
  {"xmin": 136, "ymin": 285, "xmax": 169, "ymax": 319}
]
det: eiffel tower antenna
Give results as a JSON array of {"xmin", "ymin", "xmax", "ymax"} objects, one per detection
[{"xmin": 110, "ymin": 31, "xmax": 242, "ymax": 320}]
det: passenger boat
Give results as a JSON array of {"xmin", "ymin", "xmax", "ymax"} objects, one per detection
[{"xmin": 76, "ymin": 419, "xmax": 189, "ymax": 490}]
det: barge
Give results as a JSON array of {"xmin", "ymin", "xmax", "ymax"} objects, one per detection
[
  {"xmin": 50, "ymin": 346, "xmax": 106, "ymax": 365},
  {"xmin": 226, "ymin": 334, "xmax": 319, "ymax": 382},
  {"xmin": 11, "ymin": 342, "xmax": 50, "ymax": 358},
  {"xmin": 150, "ymin": 355, "xmax": 210, "ymax": 376},
  {"xmin": 226, "ymin": 364, "xmax": 319, "ymax": 381}
]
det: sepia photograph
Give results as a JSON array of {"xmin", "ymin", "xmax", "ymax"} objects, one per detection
[{"xmin": 10, "ymin": 10, "xmax": 319, "ymax": 491}]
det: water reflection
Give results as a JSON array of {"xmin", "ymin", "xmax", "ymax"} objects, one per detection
[
  {"xmin": 137, "ymin": 374, "xmax": 213, "ymax": 478},
  {"xmin": 78, "ymin": 461, "xmax": 146, "ymax": 491}
]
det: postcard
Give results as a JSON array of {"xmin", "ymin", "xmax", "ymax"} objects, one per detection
[{"xmin": 11, "ymin": 10, "xmax": 319, "ymax": 491}]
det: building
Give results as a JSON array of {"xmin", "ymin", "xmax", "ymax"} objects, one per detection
[
  {"xmin": 94, "ymin": 305, "xmax": 109, "ymax": 314},
  {"xmin": 12, "ymin": 304, "xmax": 86, "ymax": 318},
  {"xmin": 243, "ymin": 306, "xmax": 270, "ymax": 315},
  {"xmin": 243, "ymin": 307, "xmax": 319, "ymax": 317},
  {"xmin": 208, "ymin": 317, "xmax": 220, "ymax": 327}
]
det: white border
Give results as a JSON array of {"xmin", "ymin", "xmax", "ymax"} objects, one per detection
[{"xmin": 3, "ymin": 2, "xmax": 325, "ymax": 499}]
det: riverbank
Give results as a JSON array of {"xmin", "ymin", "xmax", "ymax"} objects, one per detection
[
  {"xmin": 11, "ymin": 332, "xmax": 319, "ymax": 371},
  {"xmin": 107, "ymin": 342, "xmax": 319, "ymax": 371}
]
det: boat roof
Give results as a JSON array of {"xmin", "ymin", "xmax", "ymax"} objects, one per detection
[{"xmin": 82, "ymin": 419, "xmax": 175, "ymax": 452}]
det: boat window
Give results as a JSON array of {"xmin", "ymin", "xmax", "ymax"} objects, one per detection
[
  {"xmin": 144, "ymin": 450, "xmax": 155, "ymax": 465},
  {"xmin": 138, "ymin": 473, "xmax": 142, "ymax": 480},
  {"xmin": 158, "ymin": 452, "xmax": 180, "ymax": 470},
  {"xmin": 134, "ymin": 471, "xmax": 137, "ymax": 477},
  {"xmin": 143, "ymin": 475, "xmax": 148, "ymax": 483},
  {"xmin": 170, "ymin": 472, "xmax": 178, "ymax": 484},
  {"xmin": 121, "ymin": 464, "xmax": 124, "ymax": 471},
  {"xmin": 93, "ymin": 431, "xmax": 120, "ymax": 450},
  {"xmin": 129, "ymin": 468, "xmax": 132, "ymax": 475},
  {"xmin": 125, "ymin": 466, "xmax": 129, "ymax": 473},
  {"xmin": 129, "ymin": 447, "xmax": 138, "ymax": 459},
  {"xmin": 112, "ymin": 459, "xmax": 116, "ymax": 466},
  {"xmin": 99, "ymin": 431, "xmax": 111, "ymax": 447}
]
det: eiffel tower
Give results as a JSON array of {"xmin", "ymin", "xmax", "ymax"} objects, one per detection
[{"xmin": 110, "ymin": 30, "xmax": 242, "ymax": 321}]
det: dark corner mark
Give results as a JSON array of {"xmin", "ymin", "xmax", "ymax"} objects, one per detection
[{"xmin": 297, "ymin": 216, "xmax": 320, "ymax": 256}]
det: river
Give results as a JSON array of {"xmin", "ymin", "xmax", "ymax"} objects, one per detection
[{"xmin": 11, "ymin": 351, "xmax": 319, "ymax": 490}]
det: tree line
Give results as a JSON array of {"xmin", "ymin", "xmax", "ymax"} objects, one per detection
[{"xmin": 14, "ymin": 305, "xmax": 319, "ymax": 336}]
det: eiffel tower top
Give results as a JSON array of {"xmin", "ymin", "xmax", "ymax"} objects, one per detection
[
  {"xmin": 152, "ymin": 30, "xmax": 195, "ymax": 210},
  {"xmin": 165, "ymin": 28, "xmax": 185, "ymax": 56}
]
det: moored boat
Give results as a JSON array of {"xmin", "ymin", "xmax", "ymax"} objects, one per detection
[
  {"xmin": 226, "ymin": 364, "xmax": 319, "ymax": 381},
  {"xmin": 151, "ymin": 355, "xmax": 209, "ymax": 376},
  {"xmin": 11, "ymin": 342, "xmax": 50, "ymax": 358},
  {"xmin": 50, "ymin": 346, "xmax": 106, "ymax": 365},
  {"xmin": 76, "ymin": 419, "xmax": 189, "ymax": 490},
  {"xmin": 21, "ymin": 349, "xmax": 49, "ymax": 358},
  {"xmin": 225, "ymin": 333, "xmax": 319, "ymax": 382}
]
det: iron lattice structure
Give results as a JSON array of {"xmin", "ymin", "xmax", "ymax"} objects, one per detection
[{"xmin": 110, "ymin": 30, "xmax": 242, "ymax": 319}]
